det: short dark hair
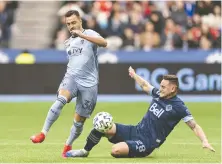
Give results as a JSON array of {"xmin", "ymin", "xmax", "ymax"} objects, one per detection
[
  {"xmin": 65, "ymin": 10, "xmax": 80, "ymax": 18},
  {"xmin": 163, "ymin": 75, "xmax": 179, "ymax": 88}
]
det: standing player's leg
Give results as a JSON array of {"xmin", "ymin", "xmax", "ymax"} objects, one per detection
[
  {"xmin": 66, "ymin": 123, "xmax": 133, "ymax": 157},
  {"xmin": 65, "ymin": 123, "xmax": 117, "ymax": 157},
  {"xmin": 62, "ymin": 84, "xmax": 98, "ymax": 157},
  {"xmin": 62, "ymin": 112, "xmax": 86, "ymax": 157},
  {"xmin": 30, "ymin": 76, "xmax": 76, "ymax": 144}
]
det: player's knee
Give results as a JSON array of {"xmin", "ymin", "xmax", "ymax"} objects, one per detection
[
  {"xmin": 111, "ymin": 145, "xmax": 121, "ymax": 157},
  {"xmin": 58, "ymin": 89, "xmax": 71, "ymax": 102},
  {"xmin": 111, "ymin": 144, "xmax": 128, "ymax": 158},
  {"xmin": 105, "ymin": 123, "xmax": 116, "ymax": 136},
  {"xmin": 111, "ymin": 143, "xmax": 129, "ymax": 158}
]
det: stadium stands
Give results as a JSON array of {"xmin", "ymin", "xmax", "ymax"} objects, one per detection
[
  {"xmin": 51, "ymin": 1, "xmax": 221, "ymax": 51},
  {"xmin": 1, "ymin": 1, "xmax": 221, "ymax": 51}
]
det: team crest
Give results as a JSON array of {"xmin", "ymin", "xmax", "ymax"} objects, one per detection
[
  {"xmin": 166, "ymin": 105, "xmax": 172, "ymax": 111},
  {"xmin": 64, "ymin": 40, "xmax": 70, "ymax": 48},
  {"xmin": 156, "ymin": 90, "xmax": 160, "ymax": 95}
]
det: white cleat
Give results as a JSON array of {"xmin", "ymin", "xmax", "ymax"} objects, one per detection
[{"xmin": 66, "ymin": 149, "xmax": 89, "ymax": 158}]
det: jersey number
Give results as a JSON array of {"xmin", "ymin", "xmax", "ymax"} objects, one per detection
[{"xmin": 135, "ymin": 140, "xmax": 146, "ymax": 152}]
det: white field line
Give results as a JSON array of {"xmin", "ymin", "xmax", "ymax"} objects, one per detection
[{"xmin": 0, "ymin": 163, "xmax": 221, "ymax": 164}]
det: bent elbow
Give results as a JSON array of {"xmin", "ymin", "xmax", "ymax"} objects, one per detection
[{"xmin": 102, "ymin": 40, "xmax": 107, "ymax": 47}]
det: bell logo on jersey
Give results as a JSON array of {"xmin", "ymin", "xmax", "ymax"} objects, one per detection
[{"xmin": 149, "ymin": 103, "xmax": 164, "ymax": 118}]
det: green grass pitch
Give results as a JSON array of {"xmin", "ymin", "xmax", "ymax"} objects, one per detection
[{"xmin": 0, "ymin": 102, "xmax": 220, "ymax": 163}]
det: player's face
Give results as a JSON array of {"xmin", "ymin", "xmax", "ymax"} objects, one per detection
[
  {"xmin": 159, "ymin": 79, "xmax": 176, "ymax": 98},
  {"xmin": 66, "ymin": 15, "xmax": 82, "ymax": 33}
]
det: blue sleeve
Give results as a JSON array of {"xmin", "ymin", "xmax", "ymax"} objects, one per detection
[
  {"xmin": 149, "ymin": 87, "xmax": 160, "ymax": 98},
  {"xmin": 178, "ymin": 103, "xmax": 193, "ymax": 122}
]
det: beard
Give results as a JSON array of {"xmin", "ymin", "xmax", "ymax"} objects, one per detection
[{"xmin": 160, "ymin": 92, "xmax": 175, "ymax": 99}]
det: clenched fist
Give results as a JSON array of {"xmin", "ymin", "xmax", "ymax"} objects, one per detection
[{"xmin": 128, "ymin": 66, "xmax": 136, "ymax": 78}]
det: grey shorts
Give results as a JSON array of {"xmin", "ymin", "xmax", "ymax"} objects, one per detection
[{"xmin": 58, "ymin": 75, "xmax": 98, "ymax": 118}]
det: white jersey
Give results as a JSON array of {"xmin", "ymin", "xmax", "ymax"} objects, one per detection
[{"xmin": 64, "ymin": 29, "xmax": 100, "ymax": 87}]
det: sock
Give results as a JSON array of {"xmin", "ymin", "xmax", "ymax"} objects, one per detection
[
  {"xmin": 41, "ymin": 95, "xmax": 67, "ymax": 134},
  {"xmin": 84, "ymin": 129, "xmax": 104, "ymax": 151},
  {"xmin": 65, "ymin": 120, "xmax": 84, "ymax": 146}
]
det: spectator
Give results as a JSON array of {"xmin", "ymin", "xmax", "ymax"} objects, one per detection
[
  {"xmin": 161, "ymin": 18, "xmax": 183, "ymax": 50},
  {"xmin": 171, "ymin": 1, "xmax": 187, "ymax": 28},
  {"xmin": 199, "ymin": 36, "xmax": 211, "ymax": 50},
  {"xmin": 106, "ymin": 11, "xmax": 125, "ymax": 36},
  {"xmin": 121, "ymin": 28, "xmax": 135, "ymax": 50},
  {"xmin": 195, "ymin": 0, "xmax": 213, "ymax": 16},
  {"xmin": 51, "ymin": 1, "xmax": 221, "ymax": 51},
  {"xmin": 187, "ymin": 27, "xmax": 201, "ymax": 48},
  {"xmin": 191, "ymin": 14, "xmax": 202, "ymax": 27},
  {"xmin": 85, "ymin": 16, "xmax": 106, "ymax": 37},
  {"xmin": 149, "ymin": 11, "xmax": 164, "ymax": 34},
  {"xmin": 201, "ymin": 5, "xmax": 221, "ymax": 29},
  {"xmin": 0, "ymin": 1, "xmax": 14, "ymax": 48},
  {"xmin": 201, "ymin": 24, "xmax": 214, "ymax": 42},
  {"xmin": 140, "ymin": 21, "xmax": 160, "ymax": 51}
]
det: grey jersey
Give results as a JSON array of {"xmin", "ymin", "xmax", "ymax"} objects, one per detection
[{"xmin": 64, "ymin": 29, "xmax": 100, "ymax": 87}]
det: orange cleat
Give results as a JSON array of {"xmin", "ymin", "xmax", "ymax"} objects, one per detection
[
  {"xmin": 30, "ymin": 132, "xmax": 45, "ymax": 143},
  {"xmin": 62, "ymin": 145, "xmax": 72, "ymax": 158}
]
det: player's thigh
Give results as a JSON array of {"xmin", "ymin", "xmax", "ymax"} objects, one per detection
[
  {"xmin": 58, "ymin": 76, "xmax": 78, "ymax": 102},
  {"xmin": 125, "ymin": 140, "xmax": 154, "ymax": 158},
  {"xmin": 108, "ymin": 123, "xmax": 135, "ymax": 144},
  {"xmin": 75, "ymin": 84, "xmax": 98, "ymax": 118}
]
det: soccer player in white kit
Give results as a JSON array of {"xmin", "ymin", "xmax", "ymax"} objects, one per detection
[{"xmin": 30, "ymin": 10, "xmax": 107, "ymax": 157}]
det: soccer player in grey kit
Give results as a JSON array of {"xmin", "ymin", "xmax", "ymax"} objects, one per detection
[
  {"xmin": 66, "ymin": 66, "xmax": 215, "ymax": 158},
  {"xmin": 30, "ymin": 10, "xmax": 107, "ymax": 157}
]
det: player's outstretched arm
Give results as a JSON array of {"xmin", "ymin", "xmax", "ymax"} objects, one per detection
[
  {"xmin": 128, "ymin": 66, "xmax": 153, "ymax": 94},
  {"xmin": 186, "ymin": 119, "xmax": 215, "ymax": 152},
  {"xmin": 71, "ymin": 30, "xmax": 107, "ymax": 47}
]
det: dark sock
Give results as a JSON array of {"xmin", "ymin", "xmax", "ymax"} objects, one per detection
[{"xmin": 84, "ymin": 129, "xmax": 104, "ymax": 151}]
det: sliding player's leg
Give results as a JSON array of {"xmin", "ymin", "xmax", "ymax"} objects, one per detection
[
  {"xmin": 66, "ymin": 122, "xmax": 154, "ymax": 158},
  {"xmin": 108, "ymin": 124, "xmax": 155, "ymax": 158}
]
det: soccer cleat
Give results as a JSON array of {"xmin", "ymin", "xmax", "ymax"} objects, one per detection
[
  {"xmin": 66, "ymin": 149, "xmax": 89, "ymax": 158},
  {"xmin": 62, "ymin": 145, "xmax": 72, "ymax": 158},
  {"xmin": 30, "ymin": 132, "xmax": 45, "ymax": 143}
]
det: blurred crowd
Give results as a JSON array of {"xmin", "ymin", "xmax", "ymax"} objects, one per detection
[
  {"xmin": 0, "ymin": 1, "xmax": 18, "ymax": 48},
  {"xmin": 0, "ymin": 1, "xmax": 221, "ymax": 51},
  {"xmin": 51, "ymin": 1, "xmax": 221, "ymax": 51}
]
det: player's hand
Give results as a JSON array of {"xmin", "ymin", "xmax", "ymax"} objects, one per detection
[
  {"xmin": 128, "ymin": 66, "xmax": 136, "ymax": 78},
  {"xmin": 71, "ymin": 30, "xmax": 84, "ymax": 38},
  {"xmin": 202, "ymin": 141, "xmax": 215, "ymax": 152}
]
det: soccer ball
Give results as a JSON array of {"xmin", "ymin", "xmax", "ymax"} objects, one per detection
[{"xmin": 93, "ymin": 112, "xmax": 113, "ymax": 133}]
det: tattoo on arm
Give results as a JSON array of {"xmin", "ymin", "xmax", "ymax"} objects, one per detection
[{"xmin": 140, "ymin": 82, "xmax": 146, "ymax": 88}]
